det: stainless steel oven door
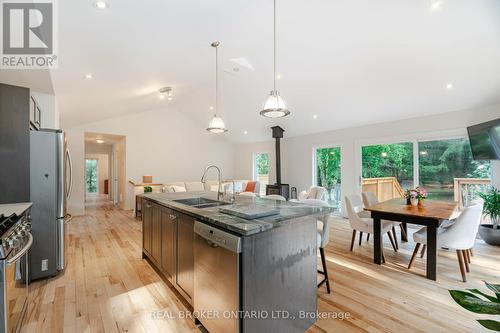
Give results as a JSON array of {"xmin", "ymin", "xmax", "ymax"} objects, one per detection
[{"xmin": 3, "ymin": 233, "xmax": 33, "ymax": 333}]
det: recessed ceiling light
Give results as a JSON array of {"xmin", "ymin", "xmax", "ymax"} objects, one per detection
[
  {"xmin": 312, "ymin": 114, "xmax": 318, "ymax": 119},
  {"xmin": 446, "ymin": 83, "xmax": 454, "ymax": 90},
  {"xmin": 430, "ymin": 0, "xmax": 441, "ymax": 11},
  {"xmin": 159, "ymin": 87, "xmax": 173, "ymax": 100},
  {"xmin": 243, "ymin": 130, "xmax": 248, "ymax": 135},
  {"xmin": 85, "ymin": 73, "xmax": 93, "ymax": 80},
  {"xmin": 276, "ymin": 74, "xmax": 281, "ymax": 80},
  {"xmin": 94, "ymin": 1, "xmax": 109, "ymax": 9},
  {"xmin": 96, "ymin": 139, "xmax": 105, "ymax": 144}
]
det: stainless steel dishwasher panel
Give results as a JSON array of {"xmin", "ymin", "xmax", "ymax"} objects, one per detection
[{"xmin": 194, "ymin": 221, "xmax": 241, "ymax": 333}]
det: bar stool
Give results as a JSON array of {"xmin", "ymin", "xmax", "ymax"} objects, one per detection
[{"xmin": 302, "ymin": 199, "xmax": 331, "ymax": 294}]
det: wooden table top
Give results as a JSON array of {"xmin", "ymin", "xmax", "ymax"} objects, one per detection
[{"xmin": 365, "ymin": 198, "xmax": 458, "ymax": 221}]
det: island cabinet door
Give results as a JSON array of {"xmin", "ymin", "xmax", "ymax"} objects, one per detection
[
  {"xmin": 176, "ymin": 213, "xmax": 194, "ymax": 303},
  {"xmin": 160, "ymin": 207, "xmax": 177, "ymax": 282},
  {"xmin": 142, "ymin": 200, "xmax": 153, "ymax": 255},
  {"xmin": 151, "ymin": 203, "xmax": 162, "ymax": 264}
]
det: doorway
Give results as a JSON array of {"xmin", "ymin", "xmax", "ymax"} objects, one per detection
[{"xmin": 84, "ymin": 132, "xmax": 126, "ymax": 209}]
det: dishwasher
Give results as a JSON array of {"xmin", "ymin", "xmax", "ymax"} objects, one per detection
[{"xmin": 193, "ymin": 221, "xmax": 241, "ymax": 333}]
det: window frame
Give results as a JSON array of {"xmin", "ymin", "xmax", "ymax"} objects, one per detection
[{"xmin": 354, "ymin": 127, "xmax": 489, "ymax": 195}]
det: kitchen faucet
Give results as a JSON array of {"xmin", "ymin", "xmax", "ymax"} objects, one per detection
[{"xmin": 201, "ymin": 165, "xmax": 223, "ymax": 201}]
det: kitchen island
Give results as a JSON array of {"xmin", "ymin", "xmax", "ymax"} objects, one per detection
[{"xmin": 140, "ymin": 192, "xmax": 332, "ymax": 333}]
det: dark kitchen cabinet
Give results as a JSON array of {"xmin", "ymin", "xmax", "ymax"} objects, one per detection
[
  {"xmin": 176, "ymin": 213, "xmax": 194, "ymax": 302},
  {"xmin": 142, "ymin": 198, "xmax": 194, "ymax": 305},
  {"xmin": 160, "ymin": 207, "xmax": 176, "ymax": 282},
  {"xmin": 0, "ymin": 84, "xmax": 30, "ymax": 204},
  {"xmin": 142, "ymin": 200, "xmax": 153, "ymax": 256},
  {"xmin": 151, "ymin": 203, "xmax": 162, "ymax": 264}
]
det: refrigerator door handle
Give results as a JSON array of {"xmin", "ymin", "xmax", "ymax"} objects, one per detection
[
  {"xmin": 66, "ymin": 149, "xmax": 73, "ymax": 200},
  {"xmin": 57, "ymin": 218, "xmax": 66, "ymax": 271}
]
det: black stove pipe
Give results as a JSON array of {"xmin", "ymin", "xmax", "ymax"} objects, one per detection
[{"xmin": 271, "ymin": 126, "xmax": 285, "ymax": 185}]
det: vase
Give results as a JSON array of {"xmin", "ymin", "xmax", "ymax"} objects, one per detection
[
  {"xmin": 410, "ymin": 198, "xmax": 418, "ymax": 206},
  {"xmin": 418, "ymin": 199, "xmax": 425, "ymax": 207}
]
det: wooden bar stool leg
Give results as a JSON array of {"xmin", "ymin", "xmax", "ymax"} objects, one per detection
[
  {"xmin": 465, "ymin": 250, "xmax": 471, "ymax": 264},
  {"xmin": 456, "ymin": 250, "xmax": 467, "ymax": 282},
  {"xmin": 350, "ymin": 230, "xmax": 356, "ymax": 251},
  {"xmin": 408, "ymin": 243, "xmax": 421, "ymax": 269},
  {"xmin": 469, "ymin": 248, "xmax": 474, "ymax": 257},
  {"xmin": 359, "ymin": 231, "xmax": 364, "ymax": 246},
  {"xmin": 367, "ymin": 233, "xmax": 370, "ymax": 242}
]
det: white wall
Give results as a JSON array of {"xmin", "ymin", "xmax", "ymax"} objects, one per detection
[
  {"xmin": 85, "ymin": 153, "xmax": 109, "ymax": 195},
  {"xmin": 65, "ymin": 107, "xmax": 234, "ymax": 215},
  {"xmin": 234, "ymin": 104, "xmax": 500, "ymax": 209}
]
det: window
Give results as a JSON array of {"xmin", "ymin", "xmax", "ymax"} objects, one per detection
[
  {"xmin": 362, "ymin": 142, "xmax": 414, "ymax": 190},
  {"xmin": 253, "ymin": 153, "xmax": 269, "ymax": 196},
  {"xmin": 315, "ymin": 147, "xmax": 341, "ymax": 211},
  {"xmin": 418, "ymin": 138, "xmax": 491, "ymax": 201},
  {"xmin": 85, "ymin": 159, "xmax": 98, "ymax": 193}
]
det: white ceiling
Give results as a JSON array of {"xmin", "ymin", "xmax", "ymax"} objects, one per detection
[{"xmin": 11, "ymin": 0, "xmax": 500, "ymax": 143}]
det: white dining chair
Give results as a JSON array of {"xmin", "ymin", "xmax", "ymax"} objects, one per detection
[
  {"xmin": 407, "ymin": 202, "xmax": 483, "ymax": 282},
  {"xmin": 263, "ymin": 194, "xmax": 286, "ymax": 201},
  {"xmin": 297, "ymin": 186, "xmax": 328, "ymax": 201},
  {"xmin": 362, "ymin": 191, "xmax": 408, "ymax": 248},
  {"xmin": 238, "ymin": 192, "xmax": 257, "ymax": 197},
  {"xmin": 301, "ymin": 199, "xmax": 332, "ymax": 293},
  {"xmin": 345, "ymin": 195, "xmax": 398, "ymax": 254}
]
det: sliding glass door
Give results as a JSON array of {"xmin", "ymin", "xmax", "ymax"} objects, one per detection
[
  {"xmin": 358, "ymin": 136, "xmax": 491, "ymax": 204},
  {"xmin": 314, "ymin": 147, "xmax": 341, "ymax": 211},
  {"xmin": 418, "ymin": 138, "xmax": 490, "ymax": 201},
  {"xmin": 361, "ymin": 142, "xmax": 414, "ymax": 199}
]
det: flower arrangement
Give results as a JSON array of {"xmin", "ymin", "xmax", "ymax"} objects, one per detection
[{"xmin": 405, "ymin": 187, "xmax": 428, "ymax": 206}]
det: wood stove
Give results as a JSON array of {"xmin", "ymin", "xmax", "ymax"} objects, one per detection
[{"xmin": 266, "ymin": 126, "xmax": 290, "ymax": 199}]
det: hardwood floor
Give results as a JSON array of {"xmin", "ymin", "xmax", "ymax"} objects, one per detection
[{"xmin": 22, "ymin": 203, "xmax": 499, "ymax": 333}]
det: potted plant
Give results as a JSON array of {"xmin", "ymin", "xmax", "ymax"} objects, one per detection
[
  {"xmin": 405, "ymin": 187, "xmax": 427, "ymax": 207},
  {"xmin": 479, "ymin": 187, "xmax": 500, "ymax": 246},
  {"xmin": 449, "ymin": 281, "xmax": 500, "ymax": 331},
  {"xmin": 405, "ymin": 189, "xmax": 419, "ymax": 206},
  {"xmin": 416, "ymin": 187, "xmax": 428, "ymax": 206}
]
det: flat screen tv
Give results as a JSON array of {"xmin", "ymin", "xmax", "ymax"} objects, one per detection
[{"xmin": 467, "ymin": 118, "xmax": 500, "ymax": 160}]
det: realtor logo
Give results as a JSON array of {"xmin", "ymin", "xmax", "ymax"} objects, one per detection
[{"xmin": 1, "ymin": 0, "xmax": 58, "ymax": 68}]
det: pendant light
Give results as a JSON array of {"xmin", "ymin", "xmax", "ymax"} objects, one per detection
[
  {"xmin": 206, "ymin": 41, "xmax": 228, "ymax": 133},
  {"xmin": 260, "ymin": 0, "xmax": 290, "ymax": 118}
]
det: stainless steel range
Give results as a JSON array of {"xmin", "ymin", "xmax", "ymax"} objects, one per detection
[{"xmin": 0, "ymin": 203, "xmax": 33, "ymax": 333}]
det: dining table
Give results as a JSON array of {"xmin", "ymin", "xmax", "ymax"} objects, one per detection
[{"xmin": 365, "ymin": 198, "xmax": 458, "ymax": 280}]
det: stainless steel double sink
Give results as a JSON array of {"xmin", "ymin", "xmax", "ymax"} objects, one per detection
[{"xmin": 172, "ymin": 197, "xmax": 231, "ymax": 209}]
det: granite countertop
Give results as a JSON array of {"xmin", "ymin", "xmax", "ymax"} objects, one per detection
[
  {"xmin": 140, "ymin": 192, "xmax": 333, "ymax": 236},
  {"xmin": 0, "ymin": 202, "xmax": 32, "ymax": 216}
]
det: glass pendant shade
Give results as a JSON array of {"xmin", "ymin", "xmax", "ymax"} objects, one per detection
[
  {"xmin": 260, "ymin": 90, "xmax": 290, "ymax": 118},
  {"xmin": 206, "ymin": 115, "xmax": 228, "ymax": 133}
]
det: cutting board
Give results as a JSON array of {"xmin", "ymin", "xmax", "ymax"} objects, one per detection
[{"xmin": 219, "ymin": 205, "xmax": 279, "ymax": 220}]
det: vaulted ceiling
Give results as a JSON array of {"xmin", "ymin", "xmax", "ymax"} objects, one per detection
[{"xmin": 3, "ymin": 0, "xmax": 500, "ymax": 143}]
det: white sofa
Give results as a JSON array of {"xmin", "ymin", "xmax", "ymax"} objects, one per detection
[{"xmin": 163, "ymin": 180, "xmax": 260, "ymax": 194}]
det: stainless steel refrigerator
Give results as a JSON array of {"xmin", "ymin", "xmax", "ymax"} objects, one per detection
[{"xmin": 30, "ymin": 129, "xmax": 73, "ymax": 280}]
